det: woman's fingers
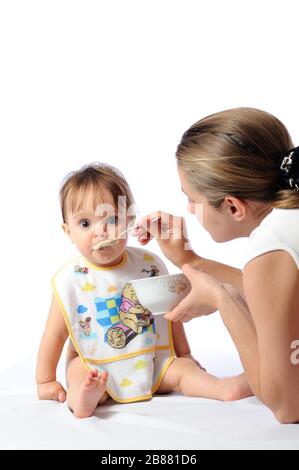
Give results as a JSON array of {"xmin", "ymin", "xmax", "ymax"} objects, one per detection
[
  {"xmin": 133, "ymin": 212, "xmax": 162, "ymax": 242},
  {"xmin": 164, "ymin": 296, "xmax": 192, "ymax": 322},
  {"xmin": 164, "ymin": 265, "xmax": 199, "ymax": 321},
  {"xmin": 134, "ymin": 211, "xmax": 183, "ymax": 240},
  {"xmin": 133, "ymin": 227, "xmax": 154, "ymax": 245},
  {"xmin": 133, "ymin": 211, "xmax": 194, "ymax": 268},
  {"xmin": 183, "ymin": 263, "xmax": 221, "ymax": 313},
  {"xmin": 164, "ymin": 264, "xmax": 220, "ymax": 322}
]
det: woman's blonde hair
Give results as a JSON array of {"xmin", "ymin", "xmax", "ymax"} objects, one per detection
[
  {"xmin": 176, "ymin": 107, "xmax": 299, "ymax": 209},
  {"xmin": 59, "ymin": 163, "xmax": 135, "ymax": 222}
]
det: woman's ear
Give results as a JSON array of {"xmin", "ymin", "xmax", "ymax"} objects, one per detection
[{"xmin": 223, "ymin": 196, "xmax": 247, "ymax": 222}]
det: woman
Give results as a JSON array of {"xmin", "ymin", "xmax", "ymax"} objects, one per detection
[{"xmin": 134, "ymin": 107, "xmax": 299, "ymax": 424}]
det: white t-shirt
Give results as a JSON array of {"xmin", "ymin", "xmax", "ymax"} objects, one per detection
[{"xmin": 243, "ymin": 208, "xmax": 299, "ymax": 270}]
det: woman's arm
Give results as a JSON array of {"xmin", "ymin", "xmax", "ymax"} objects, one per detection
[
  {"xmin": 165, "ymin": 255, "xmax": 299, "ymax": 423},
  {"xmin": 242, "ymin": 251, "xmax": 299, "ymax": 423},
  {"xmin": 220, "ymin": 250, "xmax": 299, "ymax": 423},
  {"xmin": 36, "ymin": 294, "xmax": 69, "ymax": 401},
  {"xmin": 191, "ymin": 256, "xmax": 244, "ymax": 297}
]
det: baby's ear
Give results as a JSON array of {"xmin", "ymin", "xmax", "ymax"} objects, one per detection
[{"xmin": 62, "ymin": 223, "xmax": 70, "ymax": 237}]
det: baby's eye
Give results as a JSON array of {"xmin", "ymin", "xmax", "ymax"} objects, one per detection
[
  {"xmin": 107, "ymin": 215, "xmax": 119, "ymax": 225},
  {"xmin": 79, "ymin": 219, "xmax": 91, "ymax": 229}
]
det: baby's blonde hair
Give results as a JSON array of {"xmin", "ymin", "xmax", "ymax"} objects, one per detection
[
  {"xmin": 59, "ymin": 163, "xmax": 135, "ymax": 222},
  {"xmin": 176, "ymin": 107, "xmax": 299, "ymax": 209}
]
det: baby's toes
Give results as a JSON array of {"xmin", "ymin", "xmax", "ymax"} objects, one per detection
[
  {"xmin": 91, "ymin": 369, "xmax": 99, "ymax": 378},
  {"xmin": 99, "ymin": 370, "xmax": 108, "ymax": 384},
  {"xmin": 83, "ymin": 371, "xmax": 95, "ymax": 386}
]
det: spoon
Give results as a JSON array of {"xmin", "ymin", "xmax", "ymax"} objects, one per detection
[{"xmin": 92, "ymin": 216, "xmax": 160, "ymax": 250}]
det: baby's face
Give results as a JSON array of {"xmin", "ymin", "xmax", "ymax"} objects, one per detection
[{"xmin": 63, "ymin": 186, "xmax": 129, "ymax": 267}]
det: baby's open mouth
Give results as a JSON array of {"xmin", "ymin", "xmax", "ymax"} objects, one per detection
[{"xmin": 92, "ymin": 239, "xmax": 119, "ymax": 250}]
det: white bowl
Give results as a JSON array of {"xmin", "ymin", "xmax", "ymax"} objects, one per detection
[{"xmin": 129, "ymin": 273, "xmax": 191, "ymax": 315}]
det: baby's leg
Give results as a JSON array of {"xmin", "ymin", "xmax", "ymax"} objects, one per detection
[
  {"xmin": 157, "ymin": 358, "xmax": 252, "ymax": 401},
  {"xmin": 66, "ymin": 356, "xmax": 109, "ymax": 418}
]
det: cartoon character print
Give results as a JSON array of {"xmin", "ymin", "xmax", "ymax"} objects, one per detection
[
  {"xmin": 74, "ymin": 265, "xmax": 89, "ymax": 274},
  {"xmin": 119, "ymin": 282, "xmax": 152, "ymax": 333},
  {"xmin": 106, "ymin": 282, "xmax": 153, "ymax": 349},
  {"xmin": 141, "ymin": 265, "xmax": 160, "ymax": 277},
  {"xmin": 168, "ymin": 279, "xmax": 187, "ymax": 295},
  {"xmin": 79, "ymin": 316, "xmax": 92, "ymax": 336},
  {"xmin": 106, "ymin": 323, "xmax": 137, "ymax": 349}
]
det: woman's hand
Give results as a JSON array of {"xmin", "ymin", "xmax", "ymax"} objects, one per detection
[
  {"xmin": 37, "ymin": 380, "xmax": 67, "ymax": 402},
  {"xmin": 164, "ymin": 264, "xmax": 224, "ymax": 322},
  {"xmin": 133, "ymin": 211, "xmax": 198, "ymax": 268}
]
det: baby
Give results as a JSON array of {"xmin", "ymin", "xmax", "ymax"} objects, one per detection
[{"xmin": 36, "ymin": 163, "xmax": 252, "ymax": 418}]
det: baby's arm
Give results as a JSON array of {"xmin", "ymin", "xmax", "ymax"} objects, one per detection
[
  {"xmin": 171, "ymin": 321, "xmax": 204, "ymax": 369},
  {"xmin": 36, "ymin": 294, "xmax": 69, "ymax": 402},
  {"xmin": 171, "ymin": 321, "xmax": 191, "ymax": 357}
]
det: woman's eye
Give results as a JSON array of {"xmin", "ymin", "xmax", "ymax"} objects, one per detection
[
  {"xmin": 107, "ymin": 215, "xmax": 118, "ymax": 225},
  {"xmin": 79, "ymin": 219, "xmax": 91, "ymax": 229}
]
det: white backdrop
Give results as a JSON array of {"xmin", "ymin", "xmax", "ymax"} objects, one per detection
[{"xmin": 1, "ymin": 0, "xmax": 298, "ymax": 377}]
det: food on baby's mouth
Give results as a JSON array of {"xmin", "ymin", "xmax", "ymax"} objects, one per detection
[{"xmin": 93, "ymin": 239, "xmax": 119, "ymax": 250}]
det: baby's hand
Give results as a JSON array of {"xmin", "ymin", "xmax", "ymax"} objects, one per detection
[{"xmin": 37, "ymin": 380, "xmax": 67, "ymax": 402}]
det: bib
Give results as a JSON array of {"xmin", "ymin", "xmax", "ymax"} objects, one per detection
[{"xmin": 52, "ymin": 247, "xmax": 175, "ymax": 403}]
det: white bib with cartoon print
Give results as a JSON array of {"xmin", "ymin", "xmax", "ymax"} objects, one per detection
[{"xmin": 52, "ymin": 247, "xmax": 175, "ymax": 403}]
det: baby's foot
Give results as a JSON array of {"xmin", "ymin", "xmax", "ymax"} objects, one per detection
[
  {"xmin": 221, "ymin": 373, "xmax": 253, "ymax": 401},
  {"xmin": 73, "ymin": 369, "xmax": 108, "ymax": 418}
]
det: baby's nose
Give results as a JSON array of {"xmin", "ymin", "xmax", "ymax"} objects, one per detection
[{"xmin": 94, "ymin": 222, "xmax": 107, "ymax": 237}]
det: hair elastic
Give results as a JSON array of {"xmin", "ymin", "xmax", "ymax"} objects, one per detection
[{"xmin": 279, "ymin": 146, "xmax": 299, "ymax": 191}]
